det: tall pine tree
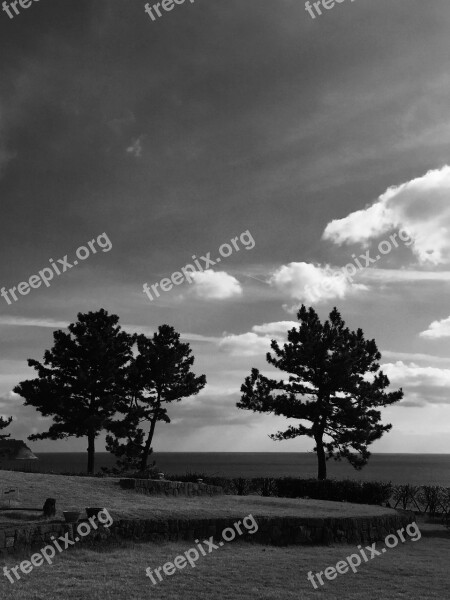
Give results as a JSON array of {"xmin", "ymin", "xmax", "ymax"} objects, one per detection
[
  {"xmin": 107, "ymin": 325, "xmax": 206, "ymax": 471},
  {"xmin": 14, "ymin": 309, "xmax": 133, "ymax": 474},
  {"xmin": 238, "ymin": 305, "xmax": 403, "ymax": 480}
]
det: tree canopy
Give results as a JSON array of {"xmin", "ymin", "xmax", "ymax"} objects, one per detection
[
  {"xmin": 14, "ymin": 309, "xmax": 134, "ymax": 474},
  {"xmin": 237, "ymin": 305, "xmax": 403, "ymax": 480},
  {"xmin": 106, "ymin": 324, "xmax": 206, "ymax": 471}
]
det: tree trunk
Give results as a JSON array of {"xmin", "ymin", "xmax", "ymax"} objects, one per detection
[
  {"xmin": 316, "ymin": 436, "xmax": 327, "ymax": 480},
  {"xmin": 87, "ymin": 432, "xmax": 96, "ymax": 475},
  {"xmin": 140, "ymin": 414, "xmax": 158, "ymax": 471}
]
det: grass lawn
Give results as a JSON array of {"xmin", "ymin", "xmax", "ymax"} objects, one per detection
[
  {"xmin": 0, "ymin": 522, "xmax": 447, "ymax": 599},
  {"xmin": 0, "ymin": 471, "xmax": 396, "ymax": 524}
]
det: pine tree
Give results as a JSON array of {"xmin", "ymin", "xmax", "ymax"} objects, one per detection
[
  {"xmin": 14, "ymin": 309, "xmax": 134, "ymax": 474},
  {"xmin": 238, "ymin": 305, "xmax": 403, "ymax": 480},
  {"xmin": 107, "ymin": 325, "xmax": 206, "ymax": 471}
]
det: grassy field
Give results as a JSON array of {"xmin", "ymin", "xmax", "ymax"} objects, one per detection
[
  {"xmin": 0, "ymin": 522, "xmax": 447, "ymax": 599},
  {"xmin": 0, "ymin": 471, "xmax": 396, "ymax": 524},
  {"xmin": 0, "ymin": 471, "xmax": 447, "ymax": 599}
]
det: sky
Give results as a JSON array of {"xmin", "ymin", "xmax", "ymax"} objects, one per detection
[{"xmin": 1, "ymin": 0, "xmax": 450, "ymax": 455}]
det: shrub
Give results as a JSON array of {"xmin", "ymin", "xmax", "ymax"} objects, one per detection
[
  {"xmin": 252, "ymin": 477, "xmax": 278, "ymax": 497},
  {"xmin": 108, "ymin": 464, "xmax": 161, "ymax": 480},
  {"xmin": 417, "ymin": 486, "xmax": 446, "ymax": 516},
  {"xmin": 166, "ymin": 472, "xmax": 207, "ymax": 483},
  {"xmin": 361, "ymin": 481, "xmax": 394, "ymax": 506},
  {"xmin": 232, "ymin": 477, "xmax": 252, "ymax": 496},
  {"xmin": 392, "ymin": 485, "xmax": 420, "ymax": 511}
]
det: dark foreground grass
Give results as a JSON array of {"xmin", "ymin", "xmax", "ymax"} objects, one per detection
[{"xmin": 0, "ymin": 524, "xmax": 447, "ymax": 600}]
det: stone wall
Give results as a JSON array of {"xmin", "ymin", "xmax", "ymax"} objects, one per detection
[
  {"xmin": 119, "ymin": 478, "xmax": 223, "ymax": 496},
  {"xmin": 0, "ymin": 511, "xmax": 415, "ymax": 557},
  {"xmin": 0, "ymin": 521, "xmax": 71, "ymax": 557}
]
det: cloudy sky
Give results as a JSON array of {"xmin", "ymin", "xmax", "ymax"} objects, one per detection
[{"xmin": 1, "ymin": 0, "xmax": 450, "ymax": 454}]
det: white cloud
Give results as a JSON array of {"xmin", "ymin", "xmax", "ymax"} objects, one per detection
[
  {"xmin": 358, "ymin": 269, "xmax": 450, "ymax": 283},
  {"xmin": 382, "ymin": 361, "xmax": 450, "ymax": 388},
  {"xmin": 197, "ymin": 384, "xmax": 240, "ymax": 397},
  {"xmin": 381, "ymin": 350, "xmax": 450, "ymax": 365},
  {"xmin": 219, "ymin": 332, "xmax": 273, "ymax": 357},
  {"xmin": 180, "ymin": 332, "xmax": 221, "ymax": 343},
  {"xmin": 323, "ymin": 165, "xmax": 450, "ymax": 265},
  {"xmin": 252, "ymin": 321, "xmax": 298, "ymax": 336},
  {"xmin": 219, "ymin": 321, "xmax": 297, "ymax": 357},
  {"xmin": 324, "ymin": 201, "xmax": 394, "ymax": 247},
  {"xmin": 191, "ymin": 270, "xmax": 242, "ymax": 300},
  {"xmin": 0, "ymin": 317, "xmax": 218, "ymax": 344},
  {"xmin": 269, "ymin": 262, "xmax": 367, "ymax": 304},
  {"xmin": 126, "ymin": 136, "xmax": 144, "ymax": 158},
  {"xmin": 420, "ymin": 316, "xmax": 450, "ymax": 339},
  {"xmin": 381, "ymin": 360, "xmax": 450, "ymax": 405},
  {"xmin": 0, "ymin": 316, "xmax": 68, "ymax": 328},
  {"xmin": 122, "ymin": 323, "xmax": 218, "ymax": 343}
]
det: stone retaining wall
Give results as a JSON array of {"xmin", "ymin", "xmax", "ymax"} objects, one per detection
[
  {"xmin": 119, "ymin": 478, "xmax": 223, "ymax": 496},
  {"xmin": 0, "ymin": 511, "xmax": 415, "ymax": 557}
]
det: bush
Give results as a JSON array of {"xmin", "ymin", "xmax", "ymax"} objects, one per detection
[
  {"xmin": 106, "ymin": 464, "xmax": 161, "ymax": 480},
  {"xmin": 166, "ymin": 473, "xmax": 236, "ymax": 492},
  {"xmin": 252, "ymin": 477, "xmax": 278, "ymax": 497},
  {"xmin": 165, "ymin": 473, "xmax": 392, "ymax": 505},
  {"xmin": 361, "ymin": 481, "xmax": 394, "ymax": 505},
  {"xmin": 166, "ymin": 472, "xmax": 207, "ymax": 483},
  {"xmin": 417, "ymin": 485, "xmax": 447, "ymax": 516},
  {"xmin": 273, "ymin": 478, "xmax": 393, "ymax": 505},
  {"xmin": 123, "ymin": 469, "xmax": 449, "ymax": 512},
  {"xmin": 440, "ymin": 488, "xmax": 450, "ymax": 525},
  {"xmin": 392, "ymin": 484, "xmax": 420, "ymax": 510}
]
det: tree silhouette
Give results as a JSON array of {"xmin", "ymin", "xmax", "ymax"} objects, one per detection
[
  {"xmin": 107, "ymin": 325, "xmax": 206, "ymax": 471},
  {"xmin": 14, "ymin": 309, "xmax": 133, "ymax": 474},
  {"xmin": 237, "ymin": 305, "xmax": 403, "ymax": 480}
]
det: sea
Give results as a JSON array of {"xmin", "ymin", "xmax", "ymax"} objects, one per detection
[{"xmin": 5, "ymin": 453, "xmax": 450, "ymax": 486}]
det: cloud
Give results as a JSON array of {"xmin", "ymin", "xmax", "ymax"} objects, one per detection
[
  {"xmin": 219, "ymin": 321, "xmax": 297, "ymax": 357},
  {"xmin": 323, "ymin": 165, "xmax": 450, "ymax": 265},
  {"xmin": 252, "ymin": 321, "xmax": 298, "ymax": 336},
  {"xmin": 0, "ymin": 317, "xmax": 218, "ymax": 344},
  {"xmin": 382, "ymin": 361, "xmax": 450, "ymax": 387},
  {"xmin": 219, "ymin": 332, "xmax": 272, "ymax": 357},
  {"xmin": 107, "ymin": 110, "xmax": 136, "ymax": 135},
  {"xmin": 35, "ymin": 321, "xmax": 220, "ymax": 345},
  {"xmin": 324, "ymin": 202, "xmax": 394, "ymax": 247},
  {"xmin": 0, "ymin": 392, "xmax": 47, "ymax": 442},
  {"xmin": 168, "ymin": 392, "xmax": 251, "ymax": 428},
  {"xmin": 126, "ymin": 136, "xmax": 144, "ymax": 158},
  {"xmin": 123, "ymin": 323, "xmax": 219, "ymax": 344},
  {"xmin": 0, "ymin": 316, "xmax": 68, "ymax": 328},
  {"xmin": 191, "ymin": 270, "xmax": 242, "ymax": 300},
  {"xmin": 269, "ymin": 262, "xmax": 367, "ymax": 305},
  {"xmin": 381, "ymin": 350, "xmax": 450, "ymax": 365},
  {"xmin": 420, "ymin": 316, "xmax": 450, "ymax": 339},
  {"xmin": 381, "ymin": 360, "xmax": 450, "ymax": 405},
  {"xmin": 358, "ymin": 269, "xmax": 450, "ymax": 283}
]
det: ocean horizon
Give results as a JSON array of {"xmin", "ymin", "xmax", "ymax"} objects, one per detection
[{"xmin": 11, "ymin": 452, "xmax": 449, "ymax": 486}]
